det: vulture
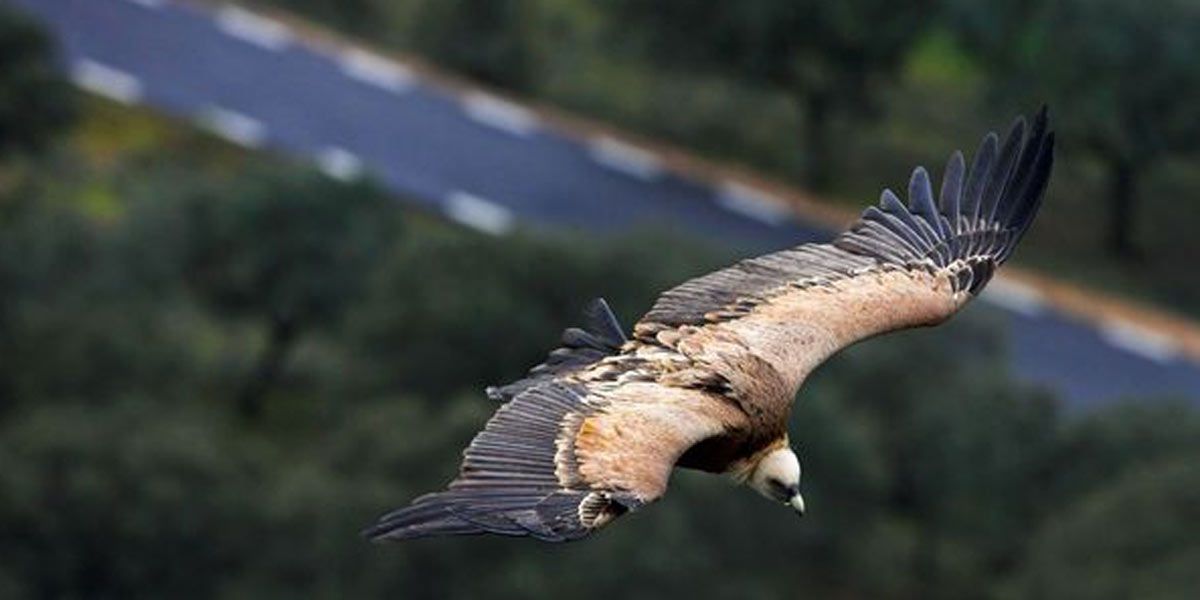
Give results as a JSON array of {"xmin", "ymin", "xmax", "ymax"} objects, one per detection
[{"xmin": 365, "ymin": 109, "xmax": 1055, "ymax": 542}]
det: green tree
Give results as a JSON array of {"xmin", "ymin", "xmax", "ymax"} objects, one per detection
[
  {"xmin": 950, "ymin": 0, "xmax": 1200, "ymax": 258},
  {"xmin": 1009, "ymin": 458, "xmax": 1200, "ymax": 599},
  {"xmin": 813, "ymin": 315, "xmax": 1060, "ymax": 598},
  {"xmin": 0, "ymin": 6, "xmax": 76, "ymax": 157},
  {"xmin": 605, "ymin": 0, "xmax": 935, "ymax": 190},
  {"xmin": 0, "ymin": 190, "xmax": 194, "ymax": 409},
  {"xmin": 409, "ymin": 0, "xmax": 546, "ymax": 91},
  {"xmin": 1045, "ymin": 402, "xmax": 1200, "ymax": 506},
  {"xmin": 0, "ymin": 401, "xmax": 269, "ymax": 598},
  {"xmin": 141, "ymin": 166, "xmax": 399, "ymax": 419},
  {"xmin": 346, "ymin": 225, "xmax": 724, "ymax": 401}
]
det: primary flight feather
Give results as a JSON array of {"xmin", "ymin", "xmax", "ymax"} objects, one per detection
[{"xmin": 365, "ymin": 108, "xmax": 1055, "ymax": 543}]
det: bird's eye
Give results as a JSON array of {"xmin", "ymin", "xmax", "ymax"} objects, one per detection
[{"xmin": 767, "ymin": 478, "xmax": 790, "ymax": 498}]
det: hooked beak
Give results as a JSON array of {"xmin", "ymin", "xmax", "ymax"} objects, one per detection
[{"xmin": 788, "ymin": 492, "xmax": 806, "ymax": 516}]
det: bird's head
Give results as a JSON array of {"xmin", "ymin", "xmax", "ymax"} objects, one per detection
[{"xmin": 746, "ymin": 445, "xmax": 805, "ymax": 516}]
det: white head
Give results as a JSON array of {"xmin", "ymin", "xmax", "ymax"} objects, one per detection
[{"xmin": 747, "ymin": 446, "xmax": 805, "ymax": 516}]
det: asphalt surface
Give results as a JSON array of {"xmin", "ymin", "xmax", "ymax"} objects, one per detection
[{"xmin": 17, "ymin": 0, "xmax": 1200, "ymax": 408}]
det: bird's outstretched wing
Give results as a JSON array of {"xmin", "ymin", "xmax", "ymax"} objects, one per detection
[
  {"xmin": 364, "ymin": 300, "xmax": 715, "ymax": 544},
  {"xmin": 635, "ymin": 109, "xmax": 1054, "ymax": 395},
  {"xmin": 365, "ymin": 300, "xmax": 747, "ymax": 542},
  {"xmin": 364, "ymin": 377, "xmax": 747, "ymax": 541}
]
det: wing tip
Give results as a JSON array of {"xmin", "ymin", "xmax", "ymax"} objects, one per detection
[
  {"xmin": 834, "ymin": 106, "xmax": 1055, "ymax": 276},
  {"xmin": 362, "ymin": 495, "xmax": 502, "ymax": 542},
  {"xmin": 361, "ymin": 514, "xmax": 478, "ymax": 543},
  {"xmin": 362, "ymin": 493, "xmax": 592, "ymax": 543}
]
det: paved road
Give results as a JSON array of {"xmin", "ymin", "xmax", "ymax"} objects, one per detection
[{"xmin": 17, "ymin": 0, "xmax": 1200, "ymax": 408}]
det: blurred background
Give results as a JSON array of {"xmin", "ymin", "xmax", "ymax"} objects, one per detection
[{"xmin": 2, "ymin": 0, "xmax": 1200, "ymax": 598}]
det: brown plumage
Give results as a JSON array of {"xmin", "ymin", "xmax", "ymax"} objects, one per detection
[{"xmin": 365, "ymin": 109, "xmax": 1055, "ymax": 542}]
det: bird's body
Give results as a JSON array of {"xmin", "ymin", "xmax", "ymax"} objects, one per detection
[{"xmin": 366, "ymin": 109, "xmax": 1055, "ymax": 543}]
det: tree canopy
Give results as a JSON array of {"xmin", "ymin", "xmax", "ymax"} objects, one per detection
[
  {"xmin": 950, "ymin": 0, "xmax": 1200, "ymax": 257},
  {"xmin": 0, "ymin": 6, "xmax": 75, "ymax": 157},
  {"xmin": 605, "ymin": 0, "xmax": 935, "ymax": 189}
]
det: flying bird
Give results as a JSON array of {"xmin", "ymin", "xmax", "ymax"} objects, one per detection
[{"xmin": 365, "ymin": 109, "xmax": 1054, "ymax": 542}]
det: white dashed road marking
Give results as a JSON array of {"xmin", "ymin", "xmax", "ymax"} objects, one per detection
[
  {"xmin": 316, "ymin": 146, "xmax": 364, "ymax": 181},
  {"xmin": 444, "ymin": 191, "xmax": 515, "ymax": 235},
  {"xmin": 715, "ymin": 181, "xmax": 792, "ymax": 226},
  {"xmin": 461, "ymin": 93, "xmax": 538, "ymax": 137},
  {"xmin": 981, "ymin": 278, "xmax": 1046, "ymax": 317},
  {"xmin": 215, "ymin": 6, "xmax": 292, "ymax": 51},
  {"xmin": 339, "ymin": 48, "xmax": 414, "ymax": 93},
  {"xmin": 70, "ymin": 59, "xmax": 143, "ymax": 104},
  {"xmin": 1100, "ymin": 321, "xmax": 1179, "ymax": 364},
  {"xmin": 196, "ymin": 106, "xmax": 266, "ymax": 148},
  {"xmin": 588, "ymin": 137, "xmax": 663, "ymax": 181},
  {"xmin": 124, "ymin": 0, "xmax": 165, "ymax": 8}
]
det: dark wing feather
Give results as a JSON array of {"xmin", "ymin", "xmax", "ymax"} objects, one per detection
[
  {"xmin": 635, "ymin": 108, "xmax": 1054, "ymax": 338},
  {"xmin": 486, "ymin": 298, "xmax": 627, "ymax": 402},
  {"xmin": 364, "ymin": 382, "xmax": 643, "ymax": 542}
]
